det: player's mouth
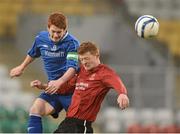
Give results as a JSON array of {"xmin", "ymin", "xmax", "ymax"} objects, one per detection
[{"xmin": 84, "ymin": 64, "xmax": 93, "ymax": 70}]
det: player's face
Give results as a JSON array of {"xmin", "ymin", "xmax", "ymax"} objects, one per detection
[
  {"xmin": 79, "ymin": 52, "xmax": 100, "ymax": 71},
  {"xmin": 48, "ymin": 25, "xmax": 66, "ymax": 43}
]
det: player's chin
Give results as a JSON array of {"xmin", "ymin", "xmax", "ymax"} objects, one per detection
[
  {"xmin": 53, "ymin": 38, "xmax": 61, "ymax": 42},
  {"xmin": 84, "ymin": 66, "xmax": 92, "ymax": 71}
]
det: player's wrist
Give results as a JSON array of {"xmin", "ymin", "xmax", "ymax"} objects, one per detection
[
  {"xmin": 58, "ymin": 77, "xmax": 66, "ymax": 84},
  {"xmin": 20, "ymin": 64, "xmax": 26, "ymax": 71}
]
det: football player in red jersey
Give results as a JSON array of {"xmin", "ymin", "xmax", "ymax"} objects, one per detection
[{"xmin": 31, "ymin": 41, "xmax": 129, "ymax": 133}]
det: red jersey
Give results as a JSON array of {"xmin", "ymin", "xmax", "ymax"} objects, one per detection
[{"xmin": 58, "ymin": 64, "xmax": 127, "ymax": 122}]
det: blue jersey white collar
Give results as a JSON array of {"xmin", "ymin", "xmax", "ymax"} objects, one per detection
[
  {"xmin": 48, "ymin": 31, "xmax": 68, "ymax": 43},
  {"xmin": 61, "ymin": 31, "xmax": 68, "ymax": 41}
]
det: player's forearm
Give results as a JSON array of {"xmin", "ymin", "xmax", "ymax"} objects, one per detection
[
  {"xmin": 20, "ymin": 55, "xmax": 34, "ymax": 70},
  {"xmin": 58, "ymin": 67, "xmax": 76, "ymax": 84}
]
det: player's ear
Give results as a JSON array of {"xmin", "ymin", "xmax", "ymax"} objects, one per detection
[
  {"xmin": 95, "ymin": 52, "xmax": 100, "ymax": 58},
  {"xmin": 96, "ymin": 54, "xmax": 100, "ymax": 59}
]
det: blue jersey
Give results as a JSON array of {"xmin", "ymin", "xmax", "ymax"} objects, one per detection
[{"xmin": 28, "ymin": 31, "xmax": 79, "ymax": 80}]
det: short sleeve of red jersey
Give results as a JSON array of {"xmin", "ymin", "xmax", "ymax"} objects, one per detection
[
  {"xmin": 57, "ymin": 75, "xmax": 77, "ymax": 94},
  {"xmin": 102, "ymin": 69, "xmax": 127, "ymax": 95}
]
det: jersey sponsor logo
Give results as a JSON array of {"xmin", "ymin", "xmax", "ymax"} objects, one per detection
[
  {"xmin": 44, "ymin": 50, "xmax": 65, "ymax": 57},
  {"xmin": 75, "ymin": 82, "xmax": 88, "ymax": 90},
  {"xmin": 51, "ymin": 45, "xmax": 57, "ymax": 51}
]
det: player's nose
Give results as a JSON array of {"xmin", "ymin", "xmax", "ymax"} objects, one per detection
[{"xmin": 54, "ymin": 32, "xmax": 59, "ymax": 37}]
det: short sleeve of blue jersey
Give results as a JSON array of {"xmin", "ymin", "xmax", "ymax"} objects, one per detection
[
  {"xmin": 27, "ymin": 37, "xmax": 41, "ymax": 58},
  {"xmin": 66, "ymin": 40, "xmax": 79, "ymax": 71}
]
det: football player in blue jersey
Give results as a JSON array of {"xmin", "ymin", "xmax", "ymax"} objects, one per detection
[{"xmin": 9, "ymin": 12, "xmax": 79, "ymax": 133}]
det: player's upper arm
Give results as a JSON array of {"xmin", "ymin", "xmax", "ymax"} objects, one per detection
[
  {"xmin": 66, "ymin": 40, "xmax": 80, "ymax": 71},
  {"xmin": 102, "ymin": 70, "xmax": 127, "ymax": 95},
  {"xmin": 27, "ymin": 37, "xmax": 41, "ymax": 58}
]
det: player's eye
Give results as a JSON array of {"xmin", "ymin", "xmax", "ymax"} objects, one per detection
[
  {"xmin": 79, "ymin": 58, "xmax": 83, "ymax": 62},
  {"xmin": 84, "ymin": 57, "xmax": 90, "ymax": 60},
  {"xmin": 56, "ymin": 31, "xmax": 61, "ymax": 34}
]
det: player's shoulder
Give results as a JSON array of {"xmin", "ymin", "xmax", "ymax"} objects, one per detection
[
  {"xmin": 35, "ymin": 31, "xmax": 48, "ymax": 40},
  {"xmin": 99, "ymin": 64, "xmax": 116, "ymax": 74},
  {"xmin": 66, "ymin": 33, "xmax": 79, "ymax": 42},
  {"xmin": 63, "ymin": 33, "xmax": 79, "ymax": 45}
]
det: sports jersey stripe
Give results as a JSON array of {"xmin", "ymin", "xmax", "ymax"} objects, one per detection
[
  {"xmin": 61, "ymin": 32, "xmax": 68, "ymax": 41},
  {"xmin": 83, "ymin": 120, "xmax": 87, "ymax": 134},
  {"xmin": 135, "ymin": 16, "xmax": 153, "ymax": 33},
  {"xmin": 67, "ymin": 52, "xmax": 78, "ymax": 61},
  {"xmin": 141, "ymin": 19, "xmax": 156, "ymax": 38}
]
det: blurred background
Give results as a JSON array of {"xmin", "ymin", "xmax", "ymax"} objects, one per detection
[{"xmin": 0, "ymin": 0, "xmax": 180, "ymax": 133}]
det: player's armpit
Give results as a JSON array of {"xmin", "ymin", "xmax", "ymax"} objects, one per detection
[
  {"xmin": 57, "ymin": 76, "xmax": 77, "ymax": 94},
  {"xmin": 57, "ymin": 81, "xmax": 75, "ymax": 94}
]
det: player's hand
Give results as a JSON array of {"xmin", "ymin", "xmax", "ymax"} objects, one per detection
[
  {"xmin": 117, "ymin": 94, "xmax": 129, "ymax": 110},
  {"xmin": 30, "ymin": 80, "xmax": 43, "ymax": 89},
  {"xmin": 45, "ymin": 80, "xmax": 63, "ymax": 94},
  {"xmin": 10, "ymin": 65, "xmax": 24, "ymax": 78}
]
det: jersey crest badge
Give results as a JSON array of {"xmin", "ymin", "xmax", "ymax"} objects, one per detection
[{"xmin": 51, "ymin": 45, "xmax": 57, "ymax": 51}]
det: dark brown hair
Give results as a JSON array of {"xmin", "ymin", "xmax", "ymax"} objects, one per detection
[
  {"xmin": 48, "ymin": 12, "xmax": 68, "ymax": 30},
  {"xmin": 78, "ymin": 41, "xmax": 99, "ymax": 56}
]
